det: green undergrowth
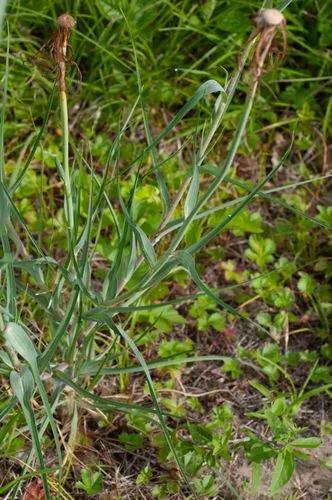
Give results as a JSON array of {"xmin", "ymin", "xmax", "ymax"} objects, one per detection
[{"xmin": 0, "ymin": 0, "xmax": 331, "ymax": 498}]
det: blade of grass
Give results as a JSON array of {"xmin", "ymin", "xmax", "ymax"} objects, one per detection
[
  {"xmin": 187, "ymin": 147, "xmax": 292, "ymax": 255},
  {"xmin": 126, "ymin": 20, "xmax": 171, "ymax": 215},
  {"xmin": 55, "ymin": 369, "xmax": 167, "ymax": 416},
  {"xmin": 101, "ymin": 315, "xmax": 196, "ymax": 497},
  {"xmin": 5, "ymin": 323, "xmax": 63, "ymax": 475},
  {"xmin": 9, "ymin": 84, "xmax": 56, "ymax": 193},
  {"xmin": 80, "ymin": 354, "xmax": 229, "ymax": 376},
  {"xmin": 175, "ymin": 250, "xmax": 271, "ymax": 336},
  {"xmin": 10, "ymin": 369, "xmax": 51, "ymax": 499}
]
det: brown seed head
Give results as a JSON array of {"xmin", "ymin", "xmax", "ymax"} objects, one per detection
[{"xmin": 57, "ymin": 13, "xmax": 76, "ymax": 29}]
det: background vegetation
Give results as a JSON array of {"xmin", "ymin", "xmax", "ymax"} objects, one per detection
[{"xmin": 0, "ymin": 0, "xmax": 331, "ymax": 498}]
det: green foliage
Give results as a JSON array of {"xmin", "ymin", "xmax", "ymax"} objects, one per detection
[
  {"xmin": 221, "ymin": 259, "xmax": 248, "ymax": 283},
  {"xmin": 222, "ymin": 357, "xmax": 242, "ymax": 379},
  {"xmin": 136, "ymin": 464, "xmax": 153, "ymax": 486},
  {"xmin": 270, "ymin": 450, "xmax": 295, "ymax": 494},
  {"xmin": 255, "ymin": 343, "xmax": 282, "ymax": 382},
  {"xmin": 158, "ymin": 338, "xmax": 193, "ymax": 362},
  {"xmin": 209, "ymin": 207, "xmax": 263, "ymax": 237},
  {"xmin": 194, "ymin": 475, "xmax": 219, "ymax": 497},
  {"xmin": 243, "ymin": 379, "xmax": 324, "ymax": 494},
  {"xmin": 76, "ymin": 469, "xmax": 103, "ymax": 496},
  {"xmin": 189, "ymin": 295, "xmax": 226, "ymax": 332},
  {"xmin": 137, "ymin": 305, "xmax": 186, "ymax": 333},
  {"xmin": 119, "ymin": 432, "xmax": 144, "ymax": 451},
  {"xmin": 245, "ymin": 235, "xmax": 276, "ymax": 269},
  {"xmin": 316, "ymin": 205, "xmax": 332, "ymax": 227},
  {"xmin": 298, "ymin": 272, "xmax": 317, "ymax": 295}
]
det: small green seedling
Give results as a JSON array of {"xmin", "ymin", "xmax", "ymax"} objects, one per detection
[{"xmin": 76, "ymin": 468, "xmax": 103, "ymax": 496}]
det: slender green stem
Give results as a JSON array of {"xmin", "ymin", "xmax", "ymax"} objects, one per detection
[
  {"xmin": 25, "ymin": 406, "xmax": 51, "ymax": 499},
  {"xmin": 40, "ymin": 286, "xmax": 80, "ymax": 367},
  {"xmin": 198, "ymin": 37, "xmax": 256, "ymax": 163},
  {"xmin": 60, "ymin": 90, "xmax": 75, "ymax": 240},
  {"xmin": 1, "ymin": 231, "xmax": 17, "ymax": 320}
]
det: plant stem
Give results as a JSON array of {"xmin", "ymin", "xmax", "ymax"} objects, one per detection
[
  {"xmin": 198, "ymin": 37, "xmax": 256, "ymax": 163},
  {"xmin": 60, "ymin": 90, "xmax": 74, "ymax": 239}
]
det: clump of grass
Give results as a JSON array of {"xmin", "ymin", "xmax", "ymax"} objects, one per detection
[{"xmin": 0, "ymin": 2, "xmax": 331, "ymax": 498}]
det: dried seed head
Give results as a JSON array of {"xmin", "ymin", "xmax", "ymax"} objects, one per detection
[
  {"xmin": 255, "ymin": 9, "xmax": 284, "ymax": 29},
  {"xmin": 55, "ymin": 14, "xmax": 76, "ymax": 91},
  {"xmin": 57, "ymin": 13, "xmax": 76, "ymax": 29}
]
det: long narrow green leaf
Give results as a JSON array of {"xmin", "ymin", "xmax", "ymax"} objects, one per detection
[
  {"xmin": 1, "ymin": 181, "xmax": 46, "ymax": 257},
  {"xmin": 102, "ymin": 316, "xmax": 195, "ymax": 496},
  {"xmin": 80, "ymin": 354, "xmax": 228, "ymax": 376},
  {"xmin": 184, "ymin": 158, "xmax": 200, "ymax": 219},
  {"xmin": 278, "ymin": 0, "xmax": 294, "ymax": 10},
  {"xmin": 5, "ymin": 323, "xmax": 63, "ymax": 473},
  {"xmin": 0, "ymin": 0, "xmax": 7, "ymax": 32},
  {"xmin": 195, "ymin": 170, "xmax": 332, "ymax": 231},
  {"xmin": 187, "ymin": 147, "xmax": 291, "ymax": 254},
  {"xmin": 175, "ymin": 251, "xmax": 269, "ymax": 336},
  {"xmin": 119, "ymin": 79, "xmax": 225, "ymax": 178},
  {"xmin": 4, "ymin": 322, "xmax": 37, "ymax": 366},
  {"xmin": 119, "ymin": 194, "xmax": 157, "ymax": 267},
  {"xmin": 129, "ymin": 26, "xmax": 170, "ymax": 215},
  {"xmin": 55, "ymin": 370, "xmax": 164, "ymax": 416},
  {"xmin": 10, "ymin": 84, "xmax": 56, "ymax": 193},
  {"xmin": 151, "ymin": 173, "xmax": 332, "ymax": 240},
  {"xmin": 10, "ymin": 369, "xmax": 51, "ymax": 499},
  {"xmin": 40, "ymin": 286, "xmax": 80, "ymax": 366}
]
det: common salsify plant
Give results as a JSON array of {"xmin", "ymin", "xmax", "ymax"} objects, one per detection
[{"xmin": 1, "ymin": 2, "xmax": 323, "ymax": 497}]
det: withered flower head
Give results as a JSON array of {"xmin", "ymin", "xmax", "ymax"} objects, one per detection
[
  {"xmin": 255, "ymin": 8, "xmax": 284, "ymax": 29},
  {"xmin": 52, "ymin": 13, "xmax": 76, "ymax": 91},
  {"xmin": 57, "ymin": 13, "xmax": 76, "ymax": 30}
]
